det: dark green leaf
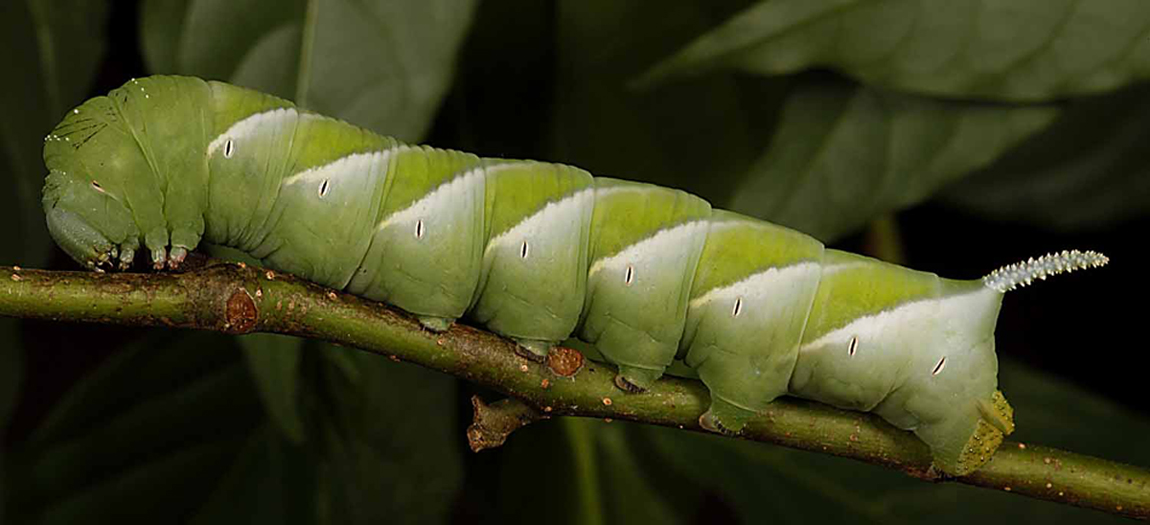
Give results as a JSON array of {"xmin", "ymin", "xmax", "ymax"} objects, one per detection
[
  {"xmin": 640, "ymin": 0, "xmax": 1150, "ymax": 102},
  {"xmin": 0, "ymin": 0, "xmax": 108, "ymax": 267},
  {"xmin": 943, "ymin": 85, "xmax": 1150, "ymax": 231},
  {"xmin": 189, "ymin": 424, "xmax": 316, "ymax": 525},
  {"xmin": 10, "ymin": 332, "xmax": 266, "ymax": 524},
  {"xmin": 644, "ymin": 427, "xmax": 903, "ymax": 524},
  {"xmin": 7, "ymin": 335, "xmax": 465, "ymax": 524},
  {"xmin": 141, "ymin": 0, "xmax": 478, "ymax": 140},
  {"xmin": 589, "ymin": 422, "xmax": 683, "ymax": 524},
  {"xmin": 495, "ymin": 418, "xmax": 687, "ymax": 525},
  {"xmin": 240, "ymin": 334, "xmax": 305, "ymax": 444},
  {"xmin": 314, "ymin": 347, "xmax": 462, "ymax": 524},
  {"xmin": 547, "ymin": 0, "xmax": 778, "ymax": 203},
  {"xmin": 727, "ymin": 79, "xmax": 1058, "ymax": 242},
  {"xmin": 139, "ymin": 0, "xmax": 192, "ymax": 74}
]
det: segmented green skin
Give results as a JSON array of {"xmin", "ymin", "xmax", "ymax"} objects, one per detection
[{"xmin": 42, "ymin": 76, "xmax": 1010, "ymax": 475}]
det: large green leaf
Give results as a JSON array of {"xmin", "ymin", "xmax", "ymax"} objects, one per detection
[
  {"xmin": 536, "ymin": 0, "xmax": 1062, "ymax": 242},
  {"xmin": 639, "ymin": 0, "xmax": 1150, "ymax": 102},
  {"xmin": 9, "ymin": 332, "xmax": 269, "ymax": 523},
  {"xmin": 188, "ymin": 424, "xmax": 316, "ymax": 525},
  {"xmin": 942, "ymin": 84, "xmax": 1150, "ymax": 231},
  {"xmin": 240, "ymin": 333, "xmax": 305, "ymax": 444},
  {"xmin": 0, "ymin": 0, "xmax": 108, "ymax": 267},
  {"xmin": 726, "ymin": 78, "xmax": 1058, "ymax": 241},
  {"xmin": 494, "ymin": 417, "xmax": 692, "ymax": 525},
  {"xmin": 314, "ymin": 347, "xmax": 462, "ymax": 524},
  {"xmin": 141, "ymin": 0, "xmax": 478, "ymax": 140},
  {"xmin": 640, "ymin": 357, "xmax": 1149, "ymax": 524},
  {"xmin": 545, "ymin": 0, "xmax": 775, "ymax": 203},
  {"xmin": 6, "ymin": 331, "xmax": 462, "ymax": 524},
  {"xmin": 644, "ymin": 429, "xmax": 905, "ymax": 524}
]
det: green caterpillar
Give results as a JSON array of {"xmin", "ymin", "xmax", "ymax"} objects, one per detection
[{"xmin": 41, "ymin": 76, "xmax": 1107, "ymax": 476}]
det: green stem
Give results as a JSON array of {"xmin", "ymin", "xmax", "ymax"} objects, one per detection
[{"xmin": 1, "ymin": 261, "xmax": 1148, "ymax": 519}]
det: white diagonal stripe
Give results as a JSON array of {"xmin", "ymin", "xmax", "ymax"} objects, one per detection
[
  {"xmin": 282, "ymin": 147, "xmax": 399, "ymax": 188},
  {"xmin": 588, "ymin": 221, "xmax": 708, "ymax": 278},
  {"xmin": 688, "ymin": 262, "xmax": 818, "ymax": 310},
  {"xmin": 374, "ymin": 160, "xmax": 503, "ymax": 232},
  {"xmin": 485, "ymin": 187, "xmax": 595, "ymax": 255},
  {"xmin": 798, "ymin": 288, "xmax": 993, "ymax": 353},
  {"xmin": 207, "ymin": 108, "xmax": 300, "ymax": 156}
]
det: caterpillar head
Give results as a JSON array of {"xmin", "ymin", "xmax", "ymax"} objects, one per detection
[{"xmin": 42, "ymin": 88, "xmax": 149, "ymax": 271}]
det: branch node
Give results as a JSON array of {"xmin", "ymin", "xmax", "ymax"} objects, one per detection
[{"xmin": 467, "ymin": 396, "xmax": 546, "ymax": 452}]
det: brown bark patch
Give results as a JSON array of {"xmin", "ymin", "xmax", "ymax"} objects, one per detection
[
  {"xmin": 547, "ymin": 346, "xmax": 584, "ymax": 377},
  {"xmin": 224, "ymin": 288, "xmax": 257, "ymax": 334}
]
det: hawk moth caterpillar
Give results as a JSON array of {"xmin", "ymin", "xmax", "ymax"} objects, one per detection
[{"xmin": 40, "ymin": 76, "xmax": 1108, "ymax": 475}]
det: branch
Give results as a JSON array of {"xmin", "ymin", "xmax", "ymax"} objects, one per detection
[{"xmin": 2, "ymin": 260, "xmax": 1147, "ymax": 519}]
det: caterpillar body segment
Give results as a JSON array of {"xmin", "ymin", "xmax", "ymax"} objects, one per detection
[{"xmin": 41, "ymin": 76, "xmax": 1108, "ymax": 476}]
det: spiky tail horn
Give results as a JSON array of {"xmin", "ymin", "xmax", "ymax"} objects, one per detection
[{"xmin": 983, "ymin": 250, "xmax": 1109, "ymax": 293}]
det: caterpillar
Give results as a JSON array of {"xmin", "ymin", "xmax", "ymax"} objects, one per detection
[{"xmin": 41, "ymin": 76, "xmax": 1108, "ymax": 476}]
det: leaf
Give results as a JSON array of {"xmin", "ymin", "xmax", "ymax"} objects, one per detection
[
  {"xmin": 639, "ymin": 0, "xmax": 1150, "ymax": 103},
  {"xmin": 543, "ymin": 0, "xmax": 778, "ymax": 203},
  {"xmin": 314, "ymin": 346, "xmax": 462, "ymax": 525},
  {"xmin": 240, "ymin": 334, "xmax": 305, "ymax": 444},
  {"xmin": 6, "ymin": 333, "xmax": 465, "ymax": 525},
  {"xmin": 639, "ymin": 356, "xmax": 1148, "ymax": 524},
  {"xmin": 494, "ymin": 418, "xmax": 689, "ymax": 525},
  {"xmin": 726, "ymin": 78, "xmax": 1058, "ymax": 242},
  {"xmin": 141, "ymin": 0, "xmax": 479, "ymax": 140},
  {"xmin": 188, "ymin": 424, "xmax": 316, "ymax": 525},
  {"xmin": 649, "ymin": 431, "xmax": 906, "ymax": 524},
  {"xmin": 590, "ymin": 423, "xmax": 685, "ymax": 524},
  {"xmin": 942, "ymin": 84, "xmax": 1150, "ymax": 231},
  {"xmin": 139, "ymin": 0, "xmax": 193, "ymax": 75},
  {"xmin": 0, "ymin": 0, "xmax": 108, "ymax": 267},
  {"xmin": 8, "ymin": 332, "xmax": 268, "ymax": 524}
]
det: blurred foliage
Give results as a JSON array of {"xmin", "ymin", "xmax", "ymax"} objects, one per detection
[
  {"xmin": 723, "ymin": 80, "xmax": 1058, "ymax": 241},
  {"xmin": 638, "ymin": 0, "xmax": 1150, "ymax": 102},
  {"xmin": 943, "ymin": 83, "xmax": 1150, "ymax": 230},
  {"xmin": 1, "ymin": 0, "xmax": 1147, "ymax": 523},
  {"xmin": 0, "ymin": 0, "xmax": 107, "ymax": 269},
  {"xmin": 141, "ymin": 0, "xmax": 477, "ymax": 141}
]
